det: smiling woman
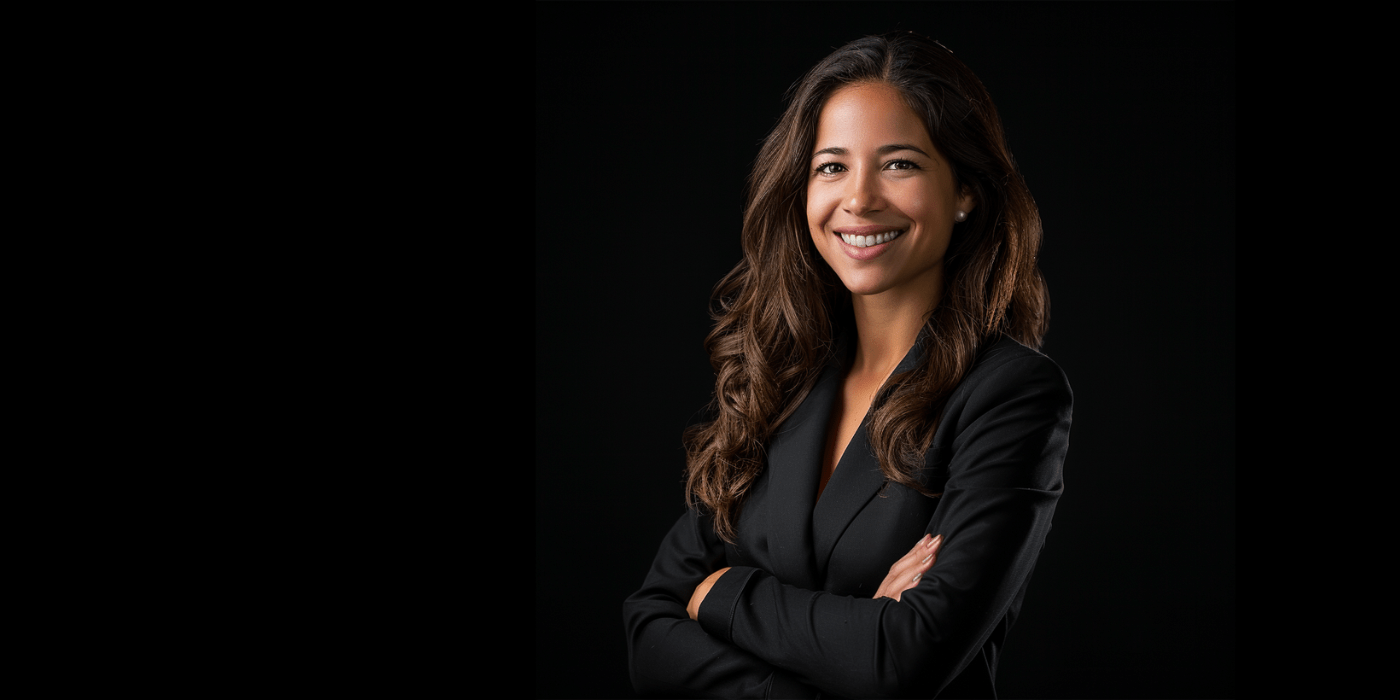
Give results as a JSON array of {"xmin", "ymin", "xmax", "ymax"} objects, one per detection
[{"xmin": 623, "ymin": 32, "xmax": 1072, "ymax": 699}]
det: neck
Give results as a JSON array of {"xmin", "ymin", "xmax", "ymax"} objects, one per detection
[{"xmin": 848, "ymin": 276, "xmax": 941, "ymax": 380}]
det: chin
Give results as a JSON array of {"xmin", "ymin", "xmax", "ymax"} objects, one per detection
[{"xmin": 835, "ymin": 273, "xmax": 897, "ymax": 297}]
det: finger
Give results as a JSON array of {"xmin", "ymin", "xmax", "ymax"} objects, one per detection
[
  {"xmin": 878, "ymin": 535, "xmax": 943, "ymax": 600},
  {"xmin": 905, "ymin": 534, "xmax": 931, "ymax": 557},
  {"xmin": 920, "ymin": 534, "xmax": 943, "ymax": 564},
  {"xmin": 882, "ymin": 568, "xmax": 926, "ymax": 602},
  {"xmin": 876, "ymin": 567, "xmax": 914, "ymax": 599},
  {"xmin": 883, "ymin": 561, "xmax": 932, "ymax": 597},
  {"xmin": 897, "ymin": 534, "xmax": 940, "ymax": 570},
  {"xmin": 901, "ymin": 536, "xmax": 943, "ymax": 584},
  {"xmin": 899, "ymin": 534, "xmax": 933, "ymax": 564},
  {"xmin": 890, "ymin": 536, "xmax": 940, "ymax": 581}
]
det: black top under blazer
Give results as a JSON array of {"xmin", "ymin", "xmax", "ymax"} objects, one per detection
[{"xmin": 623, "ymin": 330, "xmax": 1073, "ymax": 699}]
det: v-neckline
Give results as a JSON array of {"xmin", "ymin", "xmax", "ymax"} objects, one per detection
[
  {"xmin": 815, "ymin": 351, "xmax": 894, "ymax": 504},
  {"xmin": 813, "ymin": 321, "xmax": 936, "ymax": 505}
]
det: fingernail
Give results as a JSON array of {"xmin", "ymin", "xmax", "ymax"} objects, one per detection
[
  {"xmin": 921, "ymin": 552, "xmax": 932, "ymax": 564},
  {"xmin": 926, "ymin": 534, "xmax": 941, "ymax": 548},
  {"xmin": 912, "ymin": 572, "xmax": 922, "ymax": 583}
]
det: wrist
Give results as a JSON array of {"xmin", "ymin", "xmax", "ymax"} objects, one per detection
[{"xmin": 687, "ymin": 567, "xmax": 731, "ymax": 620}]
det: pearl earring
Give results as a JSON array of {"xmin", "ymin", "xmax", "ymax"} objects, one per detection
[{"xmin": 954, "ymin": 210, "xmax": 967, "ymax": 222}]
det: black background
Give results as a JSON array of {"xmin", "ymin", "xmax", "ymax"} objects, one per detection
[{"xmin": 536, "ymin": 2, "xmax": 1234, "ymax": 697}]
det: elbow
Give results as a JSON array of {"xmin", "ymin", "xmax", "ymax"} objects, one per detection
[
  {"xmin": 622, "ymin": 600, "xmax": 679, "ymax": 698},
  {"xmin": 865, "ymin": 607, "xmax": 956, "ymax": 698},
  {"xmin": 873, "ymin": 644, "xmax": 941, "ymax": 699},
  {"xmin": 621, "ymin": 601, "xmax": 651, "ymax": 687}
]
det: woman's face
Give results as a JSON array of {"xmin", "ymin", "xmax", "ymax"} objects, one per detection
[{"xmin": 806, "ymin": 82, "xmax": 975, "ymax": 300}]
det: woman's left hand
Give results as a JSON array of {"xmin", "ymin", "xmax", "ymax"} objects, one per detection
[
  {"xmin": 874, "ymin": 533, "xmax": 943, "ymax": 602},
  {"xmin": 687, "ymin": 567, "xmax": 731, "ymax": 620}
]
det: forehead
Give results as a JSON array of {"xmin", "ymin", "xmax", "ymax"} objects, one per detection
[{"xmin": 813, "ymin": 83, "xmax": 931, "ymax": 150}]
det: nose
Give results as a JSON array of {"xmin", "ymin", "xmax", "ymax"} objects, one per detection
[{"xmin": 842, "ymin": 166, "xmax": 885, "ymax": 216}]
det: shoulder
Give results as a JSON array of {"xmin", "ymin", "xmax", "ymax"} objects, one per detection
[
  {"xmin": 927, "ymin": 335, "xmax": 1073, "ymax": 489},
  {"xmin": 944, "ymin": 335, "xmax": 1073, "ymax": 422}
]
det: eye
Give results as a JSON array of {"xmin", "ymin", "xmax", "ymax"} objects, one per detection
[
  {"xmin": 814, "ymin": 162, "xmax": 845, "ymax": 175},
  {"xmin": 886, "ymin": 159, "xmax": 921, "ymax": 171}
]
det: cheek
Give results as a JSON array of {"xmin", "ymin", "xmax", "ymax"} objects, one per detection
[
  {"xmin": 901, "ymin": 191, "xmax": 934, "ymax": 222},
  {"xmin": 806, "ymin": 196, "xmax": 839, "ymax": 265},
  {"xmin": 806, "ymin": 187, "xmax": 836, "ymax": 228}
]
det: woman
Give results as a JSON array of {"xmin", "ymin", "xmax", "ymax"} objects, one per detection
[{"xmin": 623, "ymin": 32, "xmax": 1072, "ymax": 699}]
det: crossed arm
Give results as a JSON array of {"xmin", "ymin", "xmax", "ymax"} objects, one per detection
[
  {"xmin": 625, "ymin": 517, "xmax": 953, "ymax": 699},
  {"xmin": 687, "ymin": 534, "xmax": 945, "ymax": 619}
]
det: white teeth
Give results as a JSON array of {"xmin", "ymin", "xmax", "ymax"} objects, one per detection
[{"xmin": 840, "ymin": 229, "xmax": 905, "ymax": 247}]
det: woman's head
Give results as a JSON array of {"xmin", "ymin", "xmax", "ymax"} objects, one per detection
[
  {"xmin": 805, "ymin": 80, "xmax": 974, "ymax": 305},
  {"xmin": 744, "ymin": 31, "xmax": 1045, "ymax": 338}
]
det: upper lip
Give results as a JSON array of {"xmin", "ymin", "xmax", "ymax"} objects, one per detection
[{"xmin": 832, "ymin": 224, "xmax": 907, "ymax": 236}]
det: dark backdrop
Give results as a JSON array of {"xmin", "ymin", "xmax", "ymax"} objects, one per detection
[{"xmin": 536, "ymin": 2, "xmax": 1234, "ymax": 698}]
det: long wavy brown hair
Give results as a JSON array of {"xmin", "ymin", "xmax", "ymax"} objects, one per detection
[{"xmin": 684, "ymin": 32, "xmax": 1049, "ymax": 545}]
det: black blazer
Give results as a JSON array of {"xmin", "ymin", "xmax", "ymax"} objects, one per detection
[{"xmin": 623, "ymin": 331, "xmax": 1073, "ymax": 699}]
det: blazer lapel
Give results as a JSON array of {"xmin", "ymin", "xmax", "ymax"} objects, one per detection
[
  {"xmin": 760, "ymin": 344, "xmax": 846, "ymax": 589},
  {"xmin": 811, "ymin": 329, "xmax": 931, "ymax": 577}
]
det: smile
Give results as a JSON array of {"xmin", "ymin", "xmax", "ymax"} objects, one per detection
[{"xmin": 839, "ymin": 229, "xmax": 906, "ymax": 248}]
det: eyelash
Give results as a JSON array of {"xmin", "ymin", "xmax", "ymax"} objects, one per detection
[{"xmin": 813, "ymin": 159, "xmax": 921, "ymax": 175}]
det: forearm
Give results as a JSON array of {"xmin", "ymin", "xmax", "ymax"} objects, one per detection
[
  {"xmin": 624, "ymin": 509, "xmax": 822, "ymax": 698},
  {"xmin": 626, "ymin": 595, "xmax": 821, "ymax": 698},
  {"xmin": 697, "ymin": 567, "xmax": 944, "ymax": 698}
]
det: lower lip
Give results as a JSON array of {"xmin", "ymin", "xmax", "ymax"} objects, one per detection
[{"xmin": 836, "ymin": 232, "xmax": 903, "ymax": 260}]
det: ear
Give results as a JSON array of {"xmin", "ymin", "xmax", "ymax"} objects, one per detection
[{"xmin": 958, "ymin": 185, "xmax": 977, "ymax": 216}]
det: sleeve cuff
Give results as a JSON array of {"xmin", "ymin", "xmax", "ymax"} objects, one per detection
[{"xmin": 696, "ymin": 565, "xmax": 761, "ymax": 643}]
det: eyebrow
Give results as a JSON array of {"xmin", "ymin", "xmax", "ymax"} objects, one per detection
[{"xmin": 811, "ymin": 144, "xmax": 932, "ymax": 159}]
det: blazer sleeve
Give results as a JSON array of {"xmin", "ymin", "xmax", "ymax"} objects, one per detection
[
  {"xmin": 694, "ymin": 353, "xmax": 1072, "ymax": 699},
  {"xmin": 623, "ymin": 507, "xmax": 823, "ymax": 699}
]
